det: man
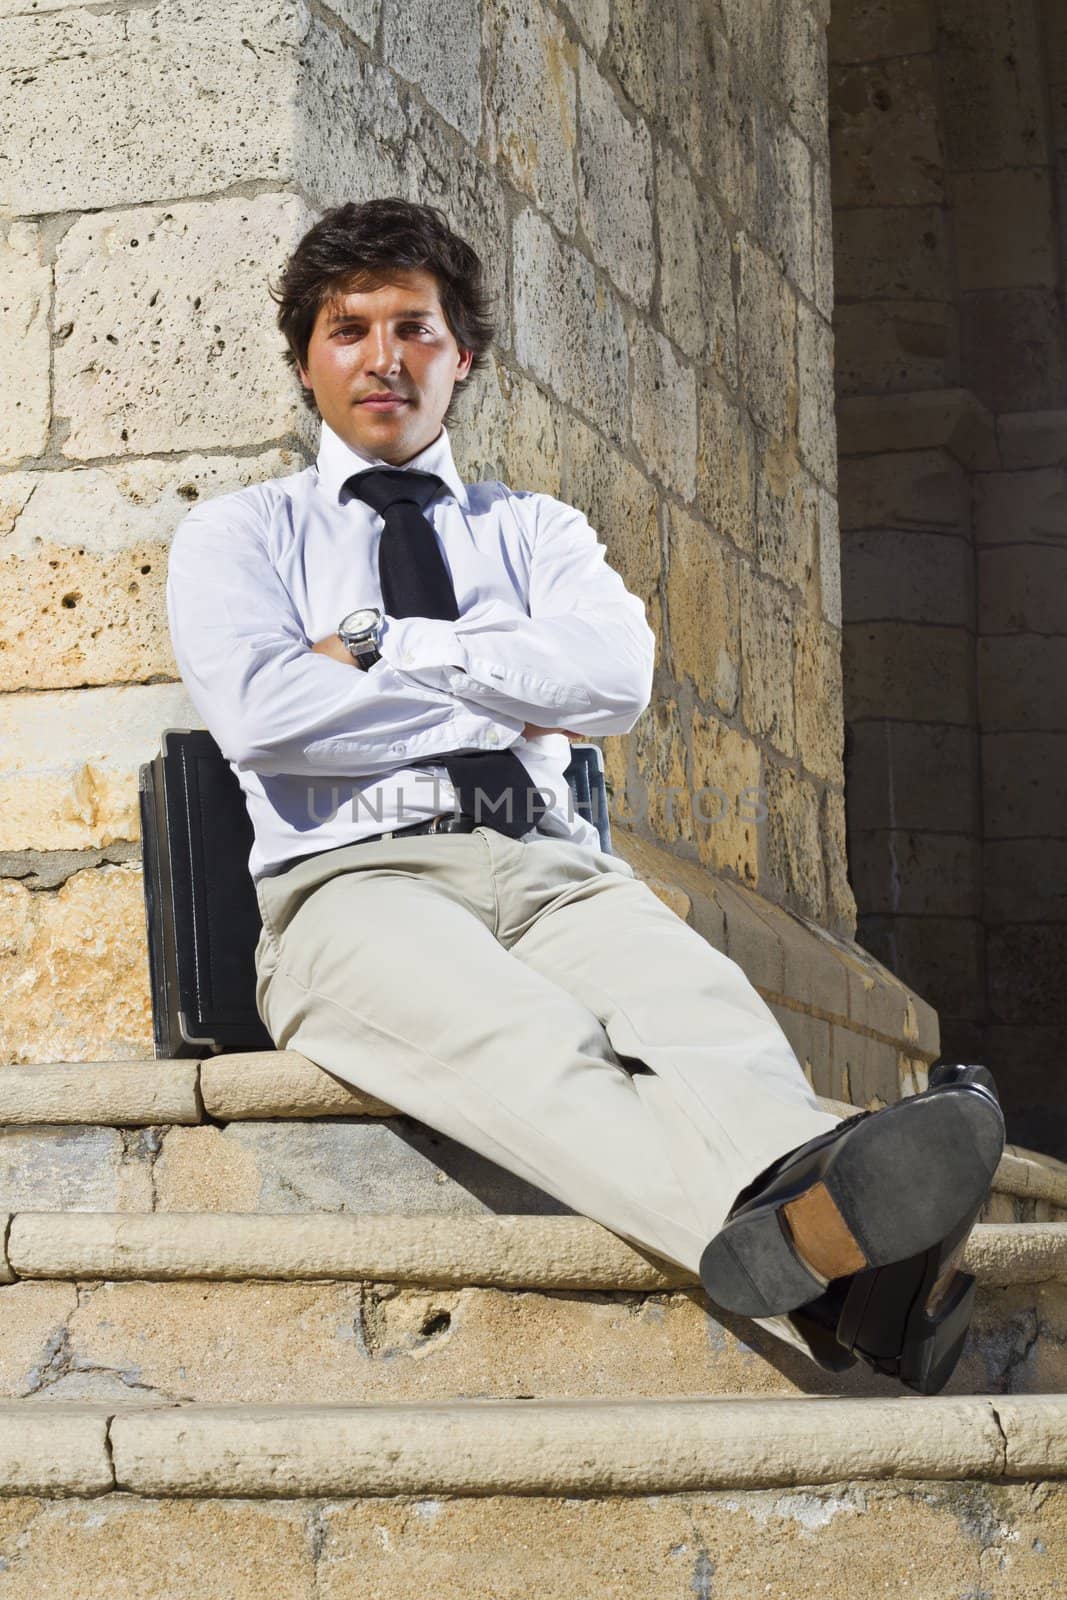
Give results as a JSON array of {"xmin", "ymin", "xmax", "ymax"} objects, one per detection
[{"xmin": 166, "ymin": 197, "xmax": 1004, "ymax": 1394}]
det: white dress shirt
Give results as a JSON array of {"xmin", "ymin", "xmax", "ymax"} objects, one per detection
[{"xmin": 165, "ymin": 417, "xmax": 656, "ymax": 883}]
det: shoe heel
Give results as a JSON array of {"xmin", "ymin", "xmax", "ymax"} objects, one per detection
[
  {"xmin": 699, "ymin": 1207, "xmax": 827, "ymax": 1318},
  {"xmin": 928, "ymin": 1062, "xmax": 1000, "ymax": 1105}
]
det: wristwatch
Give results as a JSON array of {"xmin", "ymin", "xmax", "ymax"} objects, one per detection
[{"xmin": 337, "ymin": 606, "xmax": 384, "ymax": 669}]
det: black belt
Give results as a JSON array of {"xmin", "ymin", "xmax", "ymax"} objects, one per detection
[{"xmin": 273, "ymin": 812, "xmax": 484, "ymax": 877}]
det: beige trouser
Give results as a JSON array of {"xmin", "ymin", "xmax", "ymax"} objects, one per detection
[{"xmin": 252, "ymin": 825, "xmax": 842, "ymax": 1363}]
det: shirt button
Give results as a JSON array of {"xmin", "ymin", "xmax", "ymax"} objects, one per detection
[
  {"xmin": 390, "ymin": 742, "xmax": 406, "ymax": 754},
  {"xmin": 487, "ymin": 730, "xmax": 500, "ymax": 746}
]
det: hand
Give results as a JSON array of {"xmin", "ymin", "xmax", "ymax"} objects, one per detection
[
  {"xmin": 523, "ymin": 723, "xmax": 582, "ymax": 741},
  {"xmin": 311, "ymin": 634, "xmax": 361, "ymax": 666}
]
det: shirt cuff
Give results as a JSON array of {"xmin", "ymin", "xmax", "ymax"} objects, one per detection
[{"xmin": 378, "ymin": 614, "xmax": 470, "ymax": 675}]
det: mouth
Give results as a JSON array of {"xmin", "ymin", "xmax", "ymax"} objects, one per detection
[{"xmin": 359, "ymin": 397, "xmax": 410, "ymax": 411}]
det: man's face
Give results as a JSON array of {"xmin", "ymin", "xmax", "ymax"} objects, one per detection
[{"xmin": 296, "ymin": 267, "xmax": 474, "ymax": 464}]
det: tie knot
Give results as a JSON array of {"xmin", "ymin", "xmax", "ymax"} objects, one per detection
[{"xmin": 346, "ymin": 466, "xmax": 448, "ymax": 517}]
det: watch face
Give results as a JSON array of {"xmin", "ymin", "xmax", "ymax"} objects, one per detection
[{"xmin": 339, "ymin": 607, "xmax": 380, "ymax": 633}]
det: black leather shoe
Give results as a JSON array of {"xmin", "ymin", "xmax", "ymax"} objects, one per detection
[
  {"xmin": 783, "ymin": 1065, "xmax": 1000, "ymax": 1392},
  {"xmin": 698, "ymin": 1066, "xmax": 1004, "ymax": 1321}
]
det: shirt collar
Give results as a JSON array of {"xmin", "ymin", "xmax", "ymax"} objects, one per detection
[{"xmin": 315, "ymin": 416, "xmax": 469, "ymax": 511}]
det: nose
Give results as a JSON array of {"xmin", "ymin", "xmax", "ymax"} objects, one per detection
[{"xmin": 364, "ymin": 325, "xmax": 402, "ymax": 374}]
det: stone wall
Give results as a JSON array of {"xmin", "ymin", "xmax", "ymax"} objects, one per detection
[
  {"xmin": 0, "ymin": 0, "xmax": 891, "ymax": 1085},
  {"xmin": 830, "ymin": 0, "xmax": 1067, "ymax": 1152}
]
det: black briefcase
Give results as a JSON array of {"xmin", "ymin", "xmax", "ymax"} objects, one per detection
[{"xmin": 138, "ymin": 729, "xmax": 613, "ymax": 1060}]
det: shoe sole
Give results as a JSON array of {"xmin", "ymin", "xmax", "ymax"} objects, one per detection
[{"xmin": 698, "ymin": 1087, "xmax": 1004, "ymax": 1319}]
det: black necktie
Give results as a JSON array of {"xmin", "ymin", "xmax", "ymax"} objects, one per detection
[{"xmin": 346, "ymin": 466, "xmax": 551, "ymax": 839}]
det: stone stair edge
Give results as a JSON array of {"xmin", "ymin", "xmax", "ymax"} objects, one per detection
[
  {"xmin": 1, "ymin": 1394, "xmax": 1065, "ymax": 1499},
  {"xmin": 2, "ymin": 1212, "xmax": 1065, "ymax": 1290},
  {"xmin": 4, "ymin": 1056, "xmax": 1066, "ymax": 1209}
]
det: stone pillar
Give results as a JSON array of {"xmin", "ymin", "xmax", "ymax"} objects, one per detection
[
  {"xmin": 831, "ymin": 0, "xmax": 1067, "ymax": 1151},
  {"xmin": 1, "ymin": 0, "xmax": 931, "ymax": 1105}
]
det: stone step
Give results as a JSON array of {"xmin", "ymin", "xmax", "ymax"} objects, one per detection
[
  {"xmin": 3, "ymin": 1055, "xmax": 1065, "ymax": 1222},
  {"xmin": 2, "ymin": 1394, "xmax": 1064, "ymax": 1592},
  {"xmin": 1, "ymin": 1214, "xmax": 1064, "ymax": 1404}
]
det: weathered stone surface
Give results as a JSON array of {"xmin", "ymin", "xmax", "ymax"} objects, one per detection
[
  {"xmin": 961, "ymin": 287, "xmax": 1067, "ymax": 412},
  {"xmin": 975, "ymin": 466, "xmax": 1067, "ymax": 543},
  {"xmin": 817, "ymin": 486, "xmax": 842, "ymax": 629},
  {"xmin": 845, "ymin": 721, "xmax": 979, "ymax": 834},
  {"xmin": 736, "ymin": 233, "xmax": 797, "ymax": 442},
  {"xmin": 512, "ymin": 207, "xmax": 628, "ymax": 445},
  {"xmin": 755, "ymin": 438, "xmax": 819, "ymax": 593},
  {"xmin": 794, "ymin": 611, "xmax": 844, "ymax": 783},
  {"xmin": 761, "ymin": 761, "xmax": 824, "ymax": 921},
  {"xmin": 484, "ymin": 0, "xmax": 577, "ymax": 234},
  {"xmin": 829, "ymin": 56, "xmax": 944, "ymax": 208},
  {"xmin": 978, "ymin": 636, "xmax": 1067, "ymax": 731},
  {"xmin": 833, "ymin": 205, "xmax": 951, "ymax": 303},
  {"xmin": 577, "ymin": 48, "xmax": 654, "ymax": 307},
  {"xmin": 54, "ymin": 194, "xmax": 312, "ymax": 459},
  {"xmin": 695, "ymin": 380, "xmax": 757, "ymax": 557},
  {"xmin": 952, "ymin": 167, "xmax": 1057, "ymax": 291},
  {"xmin": 0, "ymin": 1, "xmax": 303, "ymax": 217},
  {"xmin": 939, "ymin": 0, "xmax": 1049, "ymax": 170},
  {"xmin": 797, "ymin": 304, "xmax": 835, "ymax": 492},
  {"xmin": 0, "ymin": 865, "xmax": 154, "ymax": 1066},
  {"xmin": 821, "ymin": 783, "xmax": 857, "ymax": 935},
  {"xmin": 655, "ymin": 139, "xmax": 736, "ymax": 379},
  {"xmin": 381, "ymin": 0, "xmax": 480, "ymax": 143},
  {"xmin": 980, "ymin": 543, "xmax": 1067, "ymax": 635},
  {"xmin": 453, "ymin": 355, "xmax": 562, "ymax": 499},
  {"xmin": 812, "ymin": 157, "xmax": 835, "ymax": 321},
  {"xmin": 0, "ymin": 450, "xmax": 300, "ymax": 691},
  {"xmin": 630, "ymin": 696, "xmax": 692, "ymax": 847},
  {"xmin": 688, "ymin": 710, "xmax": 761, "ymax": 884},
  {"xmin": 842, "ymin": 530, "xmax": 973, "ymax": 624},
  {"xmin": 842, "ymin": 621, "xmax": 976, "ymax": 723},
  {"xmin": 834, "ymin": 301, "xmax": 957, "ymax": 397},
  {"xmin": 0, "ymin": 682, "xmax": 197, "ymax": 851},
  {"xmin": 0, "ymin": 220, "xmax": 50, "ymax": 463},
  {"xmin": 838, "ymin": 449, "xmax": 971, "ymax": 534},
  {"xmin": 628, "ymin": 320, "xmax": 698, "ymax": 500},
  {"xmin": 563, "ymin": 415, "xmax": 664, "ymax": 674},
  {"xmin": 983, "ymin": 732, "xmax": 1067, "ymax": 838},
  {"xmin": 739, "ymin": 565, "xmax": 796, "ymax": 757},
  {"xmin": 755, "ymin": 106, "xmax": 814, "ymax": 301},
  {"xmin": 849, "ymin": 830, "xmax": 982, "ymax": 918},
  {"xmin": 828, "ymin": 0, "xmax": 933, "ymax": 64},
  {"xmin": 836, "ymin": 389, "xmax": 997, "ymax": 469},
  {"xmin": 665, "ymin": 504, "xmax": 740, "ymax": 714}
]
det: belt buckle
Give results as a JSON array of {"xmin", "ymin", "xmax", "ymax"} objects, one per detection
[{"xmin": 427, "ymin": 812, "xmax": 449, "ymax": 835}]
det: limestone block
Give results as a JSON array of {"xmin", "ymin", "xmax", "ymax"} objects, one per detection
[
  {"xmin": 0, "ymin": 681, "xmax": 197, "ymax": 851},
  {"xmin": 739, "ymin": 563, "xmax": 795, "ymax": 757},
  {"xmin": 603, "ymin": 0, "xmax": 676, "ymax": 129},
  {"xmin": 297, "ymin": 19, "xmax": 407, "ymax": 205},
  {"xmin": 0, "ymin": 1405, "xmax": 111, "ymax": 1494},
  {"xmin": 0, "ymin": 1060, "xmax": 198, "ymax": 1126},
  {"xmin": 755, "ymin": 107, "xmax": 814, "ymax": 301},
  {"xmin": 995, "ymin": 413, "xmax": 1067, "ymax": 469},
  {"xmin": 655, "ymin": 140, "xmax": 736, "ymax": 380},
  {"xmin": 630, "ymin": 697, "xmax": 693, "ymax": 848},
  {"xmin": 939, "ymin": 0, "xmax": 1049, "ymax": 170},
  {"xmin": 889, "ymin": 915, "xmax": 986, "ymax": 1021},
  {"xmin": 828, "ymin": 0, "xmax": 933, "ymax": 63},
  {"xmin": 845, "ymin": 721, "xmax": 980, "ymax": 834},
  {"xmin": 836, "ymin": 389, "xmax": 998, "ymax": 469},
  {"xmin": 0, "ymin": 866, "xmax": 153, "ymax": 1066},
  {"xmin": 821, "ymin": 784, "xmax": 858, "ymax": 935},
  {"xmin": 960, "ymin": 287, "xmax": 1067, "ymax": 413},
  {"xmin": 988, "ymin": 925, "xmax": 1067, "ymax": 1029},
  {"xmin": 665, "ymin": 504, "xmax": 740, "ymax": 715},
  {"xmin": 452, "ymin": 355, "xmax": 562, "ymax": 498},
  {"xmin": 976, "ymin": 466, "xmax": 1067, "ymax": 544},
  {"xmin": 512, "ymin": 207, "xmax": 628, "ymax": 444},
  {"xmin": 985, "ymin": 838, "xmax": 1067, "ymax": 922},
  {"xmin": 830, "ymin": 56, "xmax": 944, "ymax": 208},
  {"xmin": 832, "ymin": 205, "xmax": 951, "ymax": 303},
  {"xmin": 484, "ymin": 0, "xmax": 577, "ymax": 235},
  {"xmin": 779, "ymin": 0, "xmax": 829, "ymax": 157},
  {"xmin": 843, "ymin": 620, "xmax": 976, "ymax": 723},
  {"xmin": 755, "ymin": 438, "xmax": 818, "ymax": 592},
  {"xmin": 0, "ymin": 220, "xmax": 50, "ymax": 463},
  {"xmin": 980, "ymin": 543, "xmax": 1067, "ymax": 635},
  {"xmin": 812, "ymin": 167, "xmax": 837, "ymax": 341},
  {"xmin": 200, "ymin": 1050, "xmax": 395, "ymax": 1120},
  {"xmin": 695, "ymin": 381, "xmax": 756, "ymax": 557},
  {"xmin": 848, "ymin": 830, "xmax": 982, "ymax": 918},
  {"xmin": 381, "ymin": 0, "xmax": 480, "ymax": 142},
  {"xmin": 828, "ymin": 1021, "xmax": 898, "ymax": 1108},
  {"xmin": 0, "ymin": 449, "xmax": 301, "ymax": 691},
  {"xmin": 318, "ymin": 0, "xmax": 378, "ymax": 42},
  {"xmin": 769, "ymin": 1002, "xmax": 833, "ymax": 1096},
  {"xmin": 688, "ymin": 712, "xmax": 761, "ymax": 884},
  {"xmin": 678, "ymin": 18, "xmax": 759, "ymax": 227},
  {"xmin": 841, "ymin": 531, "xmax": 975, "ymax": 626},
  {"xmin": 761, "ymin": 760, "xmax": 823, "ymax": 921},
  {"xmin": 564, "ymin": 415, "xmax": 664, "ymax": 675},
  {"xmin": 952, "ymin": 168, "xmax": 1057, "ymax": 292},
  {"xmin": 817, "ymin": 486, "xmax": 841, "ymax": 629},
  {"xmin": 793, "ymin": 611, "xmax": 844, "ymax": 783},
  {"xmin": 557, "ymin": 0, "xmax": 609, "ymax": 54},
  {"xmin": 736, "ymin": 233, "xmax": 796, "ymax": 444},
  {"xmin": 833, "ymin": 302, "xmax": 956, "ymax": 398},
  {"xmin": 978, "ymin": 636, "xmax": 1067, "ymax": 731},
  {"xmin": 628, "ymin": 320, "xmax": 697, "ymax": 500},
  {"xmin": 838, "ymin": 449, "xmax": 971, "ymax": 533},
  {"xmin": 0, "ymin": 0, "xmax": 302, "ymax": 217},
  {"xmin": 983, "ymin": 731, "xmax": 1067, "ymax": 838},
  {"xmin": 54, "ymin": 193, "xmax": 313, "ymax": 460},
  {"xmin": 576, "ymin": 49, "xmax": 654, "ymax": 308}
]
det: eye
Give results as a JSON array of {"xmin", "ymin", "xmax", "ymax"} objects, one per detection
[{"xmin": 331, "ymin": 323, "xmax": 432, "ymax": 338}]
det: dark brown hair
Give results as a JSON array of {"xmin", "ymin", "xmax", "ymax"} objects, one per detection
[{"xmin": 267, "ymin": 197, "xmax": 498, "ymax": 430}]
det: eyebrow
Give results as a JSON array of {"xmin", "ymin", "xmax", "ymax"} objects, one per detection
[{"xmin": 325, "ymin": 308, "xmax": 439, "ymax": 325}]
